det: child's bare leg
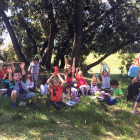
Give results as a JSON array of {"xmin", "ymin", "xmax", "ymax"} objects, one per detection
[
  {"xmin": 133, "ymin": 102, "xmax": 139, "ymax": 111},
  {"xmin": 86, "ymin": 85, "xmax": 90, "ymax": 95},
  {"xmin": 79, "ymin": 86, "xmax": 84, "ymax": 95},
  {"xmin": 11, "ymin": 90, "xmax": 17, "ymax": 103}
]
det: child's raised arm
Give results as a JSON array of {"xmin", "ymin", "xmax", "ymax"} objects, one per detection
[
  {"xmin": 96, "ymin": 76, "xmax": 100, "ymax": 84},
  {"xmin": 100, "ymin": 64, "xmax": 103, "ymax": 77},
  {"xmin": 7, "ymin": 66, "xmax": 13, "ymax": 81},
  {"xmin": 64, "ymin": 58, "xmax": 68, "ymax": 69},
  {"xmin": 105, "ymin": 63, "xmax": 110, "ymax": 76},
  {"xmin": 58, "ymin": 73, "xmax": 65, "ymax": 87},
  {"xmin": 20, "ymin": 62, "xmax": 25, "ymax": 75},
  {"xmin": 75, "ymin": 67, "xmax": 79, "ymax": 79},
  {"xmin": 10, "ymin": 60, "xmax": 15, "ymax": 72},
  {"xmin": 47, "ymin": 73, "xmax": 55, "ymax": 87},
  {"xmin": 72, "ymin": 57, "xmax": 75, "ymax": 73}
]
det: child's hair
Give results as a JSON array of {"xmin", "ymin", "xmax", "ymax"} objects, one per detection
[
  {"xmin": 26, "ymin": 71, "xmax": 33, "ymax": 82},
  {"xmin": 41, "ymin": 77, "xmax": 47, "ymax": 85},
  {"xmin": 102, "ymin": 70, "xmax": 108, "ymax": 76},
  {"xmin": 110, "ymin": 80, "xmax": 118, "ymax": 86},
  {"xmin": 63, "ymin": 84, "xmax": 71, "ymax": 94},
  {"xmin": 14, "ymin": 69, "xmax": 22, "ymax": 75},
  {"xmin": 78, "ymin": 71, "xmax": 83, "ymax": 75},
  {"xmin": 65, "ymin": 68, "xmax": 72, "ymax": 78},
  {"xmin": 53, "ymin": 77, "xmax": 61, "ymax": 83}
]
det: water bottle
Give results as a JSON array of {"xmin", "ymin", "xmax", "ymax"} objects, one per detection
[
  {"xmin": 35, "ymin": 52, "xmax": 40, "ymax": 57},
  {"xmin": 54, "ymin": 66, "xmax": 58, "ymax": 76},
  {"xmin": 103, "ymin": 64, "xmax": 106, "ymax": 71}
]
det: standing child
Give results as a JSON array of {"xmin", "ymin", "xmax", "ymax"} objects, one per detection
[
  {"xmin": 47, "ymin": 73, "xmax": 66, "ymax": 110},
  {"xmin": 28, "ymin": 56, "xmax": 42, "ymax": 89},
  {"xmin": 40, "ymin": 77, "xmax": 50, "ymax": 95},
  {"xmin": 106, "ymin": 80, "xmax": 124, "ymax": 105},
  {"xmin": 25, "ymin": 71, "xmax": 34, "ymax": 92},
  {"xmin": 75, "ymin": 68, "xmax": 90, "ymax": 95},
  {"xmin": 62, "ymin": 84, "xmax": 77, "ymax": 106},
  {"xmin": 10, "ymin": 62, "xmax": 36, "ymax": 108},
  {"xmin": 100, "ymin": 63, "xmax": 110, "ymax": 89}
]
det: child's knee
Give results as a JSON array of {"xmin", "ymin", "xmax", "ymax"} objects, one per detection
[{"xmin": 11, "ymin": 90, "xmax": 17, "ymax": 96}]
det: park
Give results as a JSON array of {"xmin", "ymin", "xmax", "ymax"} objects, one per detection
[{"xmin": 0, "ymin": 0, "xmax": 140, "ymax": 139}]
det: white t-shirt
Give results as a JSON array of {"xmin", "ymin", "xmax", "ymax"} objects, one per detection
[{"xmin": 40, "ymin": 84, "xmax": 50, "ymax": 95}]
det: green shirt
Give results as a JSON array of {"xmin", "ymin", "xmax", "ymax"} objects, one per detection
[
  {"xmin": 62, "ymin": 93, "xmax": 71, "ymax": 103},
  {"xmin": 113, "ymin": 87, "xmax": 124, "ymax": 102}
]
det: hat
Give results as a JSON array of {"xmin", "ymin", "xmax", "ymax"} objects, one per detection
[{"xmin": 33, "ymin": 56, "xmax": 38, "ymax": 61}]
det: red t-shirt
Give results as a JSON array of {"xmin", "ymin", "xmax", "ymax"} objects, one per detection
[
  {"xmin": 0, "ymin": 68, "xmax": 7, "ymax": 79},
  {"xmin": 50, "ymin": 85, "xmax": 63, "ymax": 102},
  {"xmin": 75, "ymin": 72, "xmax": 87, "ymax": 88}
]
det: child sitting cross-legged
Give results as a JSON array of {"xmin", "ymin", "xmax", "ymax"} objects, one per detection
[
  {"xmin": 75, "ymin": 68, "xmax": 90, "ymax": 96},
  {"xmin": 40, "ymin": 77, "xmax": 50, "ymax": 96},
  {"xmin": 62, "ymin": 84, "xmax": 77, "ymax": 106},
  {"xmin": 47, "ymin": 73, "xmax": 66, "ymax": 110},
  {"xmin": 9, "ymin": 62, "xmax": 36, "ymax": 108},
  {"xmin": 105, "ymin": 80, "xmax": 124, "ymax": 105}
]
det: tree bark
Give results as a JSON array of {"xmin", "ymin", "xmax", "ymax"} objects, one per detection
[
  {"xmin": 43, "ymin": 3, "xmax": 56, "ymax": 70},
  {"xmin": 71, "ymin": 0, "xmax": 85, "ymax": 67},
  {"xmin": 0, "ymin": 10, "xmax": 29, "ymax": 64}
]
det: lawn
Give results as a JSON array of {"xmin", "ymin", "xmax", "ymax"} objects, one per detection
[{"xmin": 0, "ymin": 53, "xmax": 140, "ymax": 140}]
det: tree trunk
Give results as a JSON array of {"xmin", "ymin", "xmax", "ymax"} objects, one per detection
[
  {"xmin": 0, "ymin": 10, "xmax": 29, "ymax": 64},
  {"xmin": 59, "ymin": 55, "xmax": 65, "ymax": 69},
  {"xmin": 43, "ymin": 4, "xmax": 56, "ymax": 70},
  {"xmin": 71, "ymin": 0, "xmax": 85, "ymax": 67}
]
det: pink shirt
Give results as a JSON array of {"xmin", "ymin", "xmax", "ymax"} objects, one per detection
[{"xmin": 76, "ymin": 73, "xmax": 87, "ymax": 88}]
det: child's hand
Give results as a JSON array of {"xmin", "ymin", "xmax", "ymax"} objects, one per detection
[
  {"xmin": 10, "ymin": 60, "xmax": 14, "ymax": 64},
  {"xmin": 20, "ymin": 62, "xmax": 25, "ymax": 69},
  {"xmin": 7, "ymin": 66, "xmax": 12, "ymax": 74},
  {"xmin": 76, "ymin": 68, "xmax": 78, "ymax": 72},
  {"xmin": 65, "ymin": 58, "xmax": 68, "ymax": 63}
]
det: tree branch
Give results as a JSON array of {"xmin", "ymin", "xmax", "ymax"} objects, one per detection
[
  {"xmin": 83, "ymin": 1, "xmax": 123, "ymax": 36},
  {"xmin": 83, "ymin": 37, "xmax": 140, "ymax": 72}
]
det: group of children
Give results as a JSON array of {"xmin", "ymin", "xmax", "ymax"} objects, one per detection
[{"xmin": 1, "ymin": 56, "xmax": 140, "ymax": 114}]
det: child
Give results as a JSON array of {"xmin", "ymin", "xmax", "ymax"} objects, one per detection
[
  {"xmin": 75, "ymin": 68, "xmax": 90, "ymax": 95},
  {"xmin": 91, "ymin": 73, "xmax": 100, "ymax": 95},
  {"xmin": 25, "ymin": 71, "xmax": 34, "ymax": 92},
  {"xmin": 106, "ymin": 80, "xmax": 124, "ymax": 105},
  {"xmin": 9, "ymin": 62, "xmax": 36, "ymax": 108},
  {"xmin": 2, "ymin": 66, "xmax": 14, "ymax": 96},
  {"xmin": 62, "ymin": 84, "xmax": 77, "ymax": 106},
  {"xmin": 28, "ymin": 56, "xmax": 42, "ymax": 89},
  {"xmin": 0, "ymin": 60, "xmax": 7, "ymax": 80},
  {"xmin": 40, "ymin": 77, "xmax": 50, "ymax": 95},
  {"xmin": 65, "ymin": 58, "xmax": 75, "ymax": 87},
  {"xmin": 100, "ymin": 63, "xmax": 110, "ymax": 89},
  {"xmin": 47, "ymin": 73, "xmax": 66, "ymax": 110}
]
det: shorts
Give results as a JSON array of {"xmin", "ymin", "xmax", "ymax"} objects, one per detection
[
  {"xmin": 31, "ymin": 73, "xmax": 38, "ymax": 81},
  {"xmin": 17, "ymin": 92, "xmax": 36, "ymax": 103}
]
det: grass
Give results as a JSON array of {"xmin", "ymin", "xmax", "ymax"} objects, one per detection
[{"xmin": 0, "ymin": 53, "xmax": 140, "ymax": 139}]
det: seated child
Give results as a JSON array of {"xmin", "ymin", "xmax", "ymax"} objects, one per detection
[
  {"xmin": 40, "ymin": 77, "xmax": 50, "ymax": 95},
  {"xmin": 9, "ymin": 62, "xmax": 36, "ymax": 108},
  {"xmin": 25, "ymin": 71, "xmax": 34, "ymax": 92},
  {"xmin": 62, "ymin": 84, "xmax": 77, "ymax": 106},
  {"xmin": 75, "ymin": 68, "xmax": 90, "ymax": 95},
  {"xmin": 105, "ymin": 80, "xmax": 124, "ymax": 105},
  {"xmin": 47, "ymin": 73, "xmax": 66, "ymax": 110},
  {"xmin": 71, "ymin": 87, "xmax": 80, "ymax": 102},
  {"xmin": 91, "ymin": 73, "xmax": 100, "ymax": 95}
]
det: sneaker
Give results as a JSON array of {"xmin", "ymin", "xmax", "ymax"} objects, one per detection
[
  {"xmin": 131, "ymin": 110, "xmax": 136, "ymax": 114},
  {"xmin": 11, "ymin": 103, "xmax": 17, "ymax": 109}
]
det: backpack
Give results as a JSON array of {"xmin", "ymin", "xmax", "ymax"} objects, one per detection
[{"xmin": 128, "ymin": 65, "xmax": 139, "ymax": 77}]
